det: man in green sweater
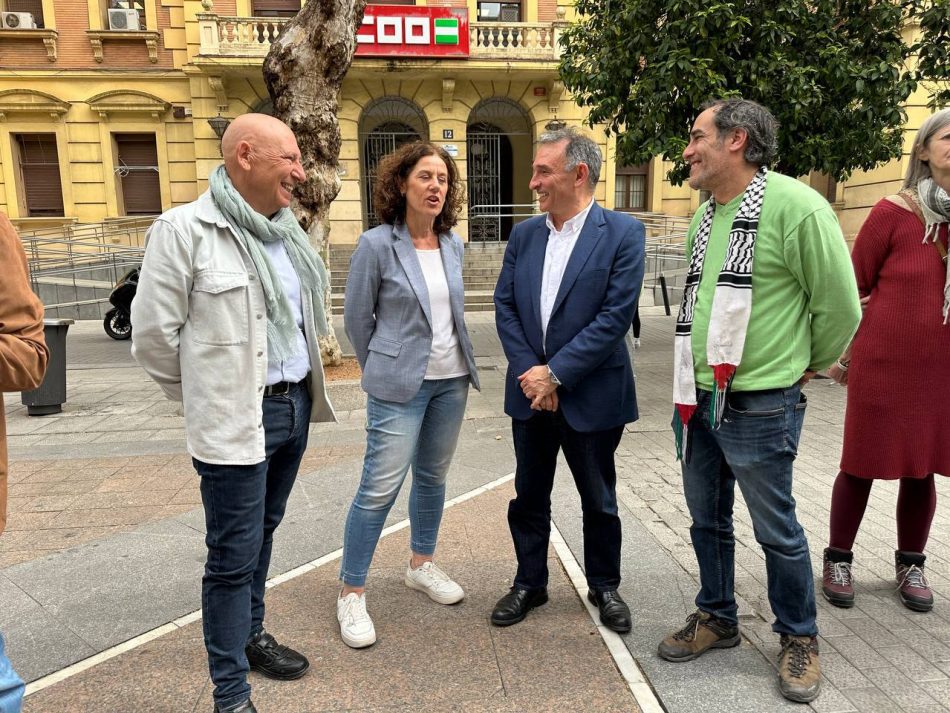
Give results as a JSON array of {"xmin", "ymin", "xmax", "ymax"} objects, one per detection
[{"xmin": 657, "ymin": 99, "xmax": 861, "ymax": 704}]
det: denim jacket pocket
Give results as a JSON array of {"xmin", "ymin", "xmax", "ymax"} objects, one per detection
[{"xmin": 191, "ymin": 270, "xmax": 250, "ymax": 346}]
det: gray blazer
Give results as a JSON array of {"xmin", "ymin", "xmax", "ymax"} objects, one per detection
[{"xmin": 344, "ymin": 221, "xmax": 479, "ymax": 403}]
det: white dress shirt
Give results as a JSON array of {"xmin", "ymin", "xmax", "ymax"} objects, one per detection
[
  {"xmin": 262, "ymin": 239, "xmax": 311, "ymax": 385},
  {"xmin": 540, "ymin": 198, "xmax": 595, "ymax": 348}
]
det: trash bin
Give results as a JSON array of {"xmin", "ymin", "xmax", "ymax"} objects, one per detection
[{"xmin": 21, "ymin": 318, "xmax": 74, "ymax": 416}]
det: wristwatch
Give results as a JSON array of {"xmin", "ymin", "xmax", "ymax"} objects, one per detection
[{"xmin": 546, "ymin": 365, "xmax": 561, "ymax": 386}]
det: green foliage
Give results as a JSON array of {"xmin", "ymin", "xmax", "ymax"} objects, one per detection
[{"xmin": 559, "ymin": 0, "xmax": 950, "ymax": 182}]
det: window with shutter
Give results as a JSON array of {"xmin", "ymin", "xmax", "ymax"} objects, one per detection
[
  {"xmin": 14, "ymin": 133, "xmax": 64, "ymax": 217},
  {"xmin": 615, "ymin": 163, "xmax": 649, "ymax": 211},
  {"xmin": 5, "ymin": 0, "xmax": 44, "ymax": 27},
  {"xmin": 115, "ymin": 133, "xmax": 161, "ymax": 216},
  {"xmin": 110, "ymin": 0, "xmax": 145, "ymax": 11},
  {"xmin": 251, "ymin": 0, "xmax": 300, "ymax": 17},
  {"xmin": 477, "ymin": 2, "xmax": 521, "ymax": 21},
  {"xmin": 809, "ymin": 172, "xmax": 838, "ymax": 204}
]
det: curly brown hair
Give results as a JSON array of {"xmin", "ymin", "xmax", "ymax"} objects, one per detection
[{"xmin": 373, "ymin": 141, "xmax": 464, "ymax": 234}]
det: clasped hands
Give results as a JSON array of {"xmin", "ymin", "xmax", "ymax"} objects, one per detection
[{"xmin": 517, "ymin": 365, "xmax": 559, "ymax": 412}]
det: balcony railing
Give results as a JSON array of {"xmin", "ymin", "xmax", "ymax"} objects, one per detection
[
  {"xmin": 470, "ymin": 22, "xmax": 559, "ymax": 60},
  {"xmin": 197, "ymin": 14, "xmax": 564, "ymax": 62}
]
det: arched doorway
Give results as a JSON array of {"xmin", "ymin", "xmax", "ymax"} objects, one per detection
[
  {"xmin": 358, "ymin": 97, "xmax": 427, "ymax": 229},
  {"xmin": 466, "ymin": 98, "xmax": 532, "ymax": 241}
]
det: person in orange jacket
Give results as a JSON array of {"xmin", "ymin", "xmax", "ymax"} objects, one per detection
[{"xmin": 0, "ymin": 211, "xmax": 48, "ymax": 713}]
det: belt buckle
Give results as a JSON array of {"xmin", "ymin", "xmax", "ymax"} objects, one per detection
[{"xmin": 266, "ymin": 381, "xmax": 290, "ymax": 397}]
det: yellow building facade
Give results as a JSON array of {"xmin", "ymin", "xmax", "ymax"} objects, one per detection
[{"xmin": 0, "ymin": 0, "xmax": 937, "ymax": 242}]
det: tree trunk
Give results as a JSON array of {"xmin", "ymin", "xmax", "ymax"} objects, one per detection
[{"xmin": 263, "ymin": 0, "xmax": 366, "ymax": 366}]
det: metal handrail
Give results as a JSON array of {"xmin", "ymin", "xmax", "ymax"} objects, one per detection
[{"xmin": 21, "ymin": 216, "xmax": 152, "ymax": 315}]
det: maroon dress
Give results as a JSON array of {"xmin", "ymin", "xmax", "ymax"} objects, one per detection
[{"xmin": 841, "ymin": 199, "xmax": 950, "ymax": 479}]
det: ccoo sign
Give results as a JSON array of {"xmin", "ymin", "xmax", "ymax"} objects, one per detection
[{"xmin": 356, "ymin": 5, "xmax": 470, "ymax": 58}]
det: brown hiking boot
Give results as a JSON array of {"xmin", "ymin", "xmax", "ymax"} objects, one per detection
[
  {"xmin": 657, "ymin": 610, "xmax": 740, "ymax": 662},
  {"xmin": 778, "ymin": 635, "xmax": 821, "ymax": 703},
  {"xmin": 895, "ymin": 551, "xmax": 933, "ymax": 612},
  {"xmin": 821, "ymin": 547, "xmax": 854, "ymax": 608}
]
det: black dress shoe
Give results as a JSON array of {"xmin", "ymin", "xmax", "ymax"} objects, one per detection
[
  {"xmin": 587, "ymin": 589, "xmax": 632, "ymax": 633},
  {"xmin": 490, "ymin": 586, "xmax": 548, "ymax": 626},
  {"xmin": 245, "ymin": 629, "xmax": 309, "ymax": 680},
  {"xmin": 213, "ymin": 700, "xmax": 257, "ymax": 713}
]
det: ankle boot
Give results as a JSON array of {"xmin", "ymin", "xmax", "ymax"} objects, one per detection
[
  {"xmin": 822, "ymin": 547, "xmax": 854, "ymax": 608},
  {"xmin": 895, "ymin": 550, "xmax": 933, "ymax": 612}
]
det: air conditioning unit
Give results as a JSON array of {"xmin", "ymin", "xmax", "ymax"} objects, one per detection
[
  {"xmin": 108, "ymin": 8, "xmax": 140, "ymax": 31},
  {"xmin": 2, "ymin": 12, "xmax": 36, "ymax": 29}
]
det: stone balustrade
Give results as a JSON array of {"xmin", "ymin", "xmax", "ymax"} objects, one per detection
[
  {"xmin": 197, "ymin": 14, "xmax": 562, "ymax": 61},
  {"xmin": 469, "ymin": 22, "xmax": 560, "ymax": 60}
]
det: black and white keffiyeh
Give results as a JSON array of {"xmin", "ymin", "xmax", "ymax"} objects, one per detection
[{"xmin": 673, "ymin": 167, "xmax": 768, "ymax": 461}]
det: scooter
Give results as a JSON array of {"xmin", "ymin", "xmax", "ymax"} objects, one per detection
[{"xmin": 103, "ymin": 267, "xmax": 139, "ymax": 340}]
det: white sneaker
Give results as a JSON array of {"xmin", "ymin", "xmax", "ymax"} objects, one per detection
[
  {"xmin": 404, "ymin": 561, "xmax": 465, "ymax": 604},
  {"xmin": 337, "ymin": 592, "xmax": 376, "ymax": 648},
  {"xmin": 633, "ymin": 338, "xmax": 641, "ymax": 349}
]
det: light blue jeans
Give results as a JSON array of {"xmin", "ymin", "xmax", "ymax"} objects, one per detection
[
  {"xmin": 341, "ymin": 376, "xmax": 469, "ymax": 587},
  {"xmin": 0, "ymin": 634, "xmax": 24, "ymax": 713}
]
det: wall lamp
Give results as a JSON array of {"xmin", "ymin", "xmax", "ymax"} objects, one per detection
[{"xmin": 208, "ymin": 114, "xmax": 232, "ymax": 139}]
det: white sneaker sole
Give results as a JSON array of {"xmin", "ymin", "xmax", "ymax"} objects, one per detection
[
  {"xmin": 404, "ymin": 575, "xmax": 465, "ymax": 605},
  {"xmin": 340, "ymin": 626, "xmax": 376, "ymax": 649}
]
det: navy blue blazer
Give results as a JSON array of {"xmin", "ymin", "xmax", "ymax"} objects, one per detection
[{"xmin": 493, "ymin": 203, "xmax": 645, "ymax": 432}]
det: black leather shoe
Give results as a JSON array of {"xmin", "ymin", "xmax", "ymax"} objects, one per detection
[
  {"xmin": 213, "ymin": 700, "xmax": 257, "ymax": 713},
  {"xmin": 245, "ymin": 629, "xmax": 309, "ymax": 680},
  {"xmin": 490, "ymin": 586, "xmax": 548, "ymax": 626},
  {"xmin": 587, "ymin": 589, "xmax": 632, "ymax": 633}
]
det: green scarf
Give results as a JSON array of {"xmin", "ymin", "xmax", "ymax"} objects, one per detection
[{"xmin": 209, "ymin": 164, "xmax": 329, "ymax": 361}]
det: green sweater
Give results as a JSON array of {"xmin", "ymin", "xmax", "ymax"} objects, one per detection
[{"xmin": 687, "ymin": 172, "xmax": 861, "ymax": 391}]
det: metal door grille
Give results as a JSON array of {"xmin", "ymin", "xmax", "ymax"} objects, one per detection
[
  {"xmin": 467, "ymin": 132, "xmax": 502, "ymax": 241},
  {"xmin": 361, "ymin": 122, "xmax": 421, "ymax": 229}
]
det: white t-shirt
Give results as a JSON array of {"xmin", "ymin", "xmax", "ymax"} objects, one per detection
[{"xmin": 416, "ymin": 248, "xmax": 468, "ymax": 380}]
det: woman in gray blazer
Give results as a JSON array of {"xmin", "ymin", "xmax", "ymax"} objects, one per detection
[{"xmin": 337, "ymin": 142, "xmax": 480, "ymax": 648}]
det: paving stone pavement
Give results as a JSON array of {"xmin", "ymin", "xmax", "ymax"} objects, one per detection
[
  {"xmin": 20, "ymin": 483, "xmax": 642, "ymax": 713},
  {"xmin": 1, "ymin": 312, "xmax": 948, "ymax": 712}
]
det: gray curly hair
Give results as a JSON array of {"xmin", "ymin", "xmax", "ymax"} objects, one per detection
[{"xmin": 701, "ymin": 98, "xmax": 779, "ymax": 167}]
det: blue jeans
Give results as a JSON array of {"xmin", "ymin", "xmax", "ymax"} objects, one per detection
[
  {"xmin": 193, "ymin": 382, "xmax": 311, "ymax": 711},
  {"xmin": 341, "ymin": 376, "xmax": 469, "ymax": 587},
  {"xmin": 0, "ymin": 634, "xmax": 24, "ymax": 713},
  {"xmin": 680, "ymin": 385, "xmax": 816, "ymax": 637}
]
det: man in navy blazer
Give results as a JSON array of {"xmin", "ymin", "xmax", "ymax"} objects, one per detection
[{"xmin": 491, "ymin": 127, "xmax": 645, "ymax": 633}]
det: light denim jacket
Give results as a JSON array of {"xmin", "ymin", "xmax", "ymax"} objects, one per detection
[{"xmin": 131, "ymin": 190, "xmax": 336, "ymax": 465}]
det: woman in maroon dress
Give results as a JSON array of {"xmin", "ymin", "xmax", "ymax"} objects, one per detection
[{"xmin": 822, "ymin": 108, "xmax": 950, "ymax": 613}]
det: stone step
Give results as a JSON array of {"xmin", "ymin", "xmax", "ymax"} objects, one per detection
[
  {"xmin": 330, "ymin": 278, "xmax": 498, "ymax": 295},
  {"xmin": 328, "ymin": 263, "xmax": 503, "ymax": 275},
  {"xmin": 328, "ymin": 241, "xmax": 507, "ymax": 296},
  {"xmin": 329, "ymin": 290, "xmax": 494, "ymax": 314}
]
